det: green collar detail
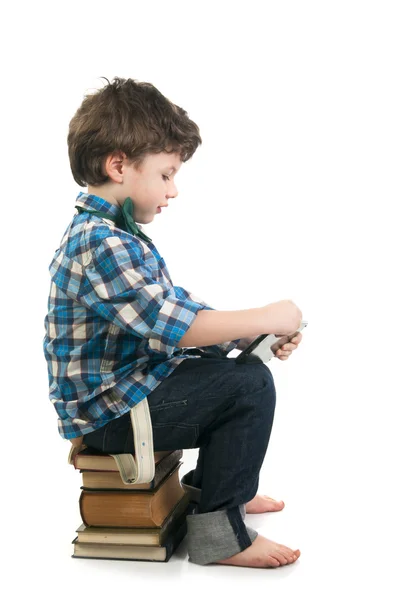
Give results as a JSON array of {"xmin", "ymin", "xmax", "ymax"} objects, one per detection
[{"xmin": 75, "ymin": 197, "xmax": 152, "ymax": 244}]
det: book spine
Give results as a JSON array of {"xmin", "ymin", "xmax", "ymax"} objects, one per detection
[
  {"xmin": 150, "ymin": 467, "xmax": 184, "ymax": 525},
  {"xmin": 148, "ymin": 452, "xmax": 182, "ymax": 489},
  {"xmin": 163, "ymin": 518, "xmax": 188, "ymax": 562},
  {"xmin": 79, "ymin": 492, "xmax": 89, "ymax": 527}
]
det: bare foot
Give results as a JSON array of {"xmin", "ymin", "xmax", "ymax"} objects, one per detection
[
  {"xmin": 246, "ymin": 494, "xmax": 285, "ymax": 514},
  {"xmin": 215, "ymin": 533, "xmax": 300, "ymax": 568}
]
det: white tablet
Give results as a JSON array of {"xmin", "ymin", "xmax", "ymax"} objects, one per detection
[{"xmin": 235, "ymin": 320, "xmax": 308, "ymax": 364}]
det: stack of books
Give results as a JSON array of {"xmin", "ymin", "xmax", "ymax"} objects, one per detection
[{"xmin": 70, "ymin": 447, "xmax": 194, "ymax": 562}]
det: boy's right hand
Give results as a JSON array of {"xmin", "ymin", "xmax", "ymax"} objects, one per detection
[{"xmin": 262, "ymin": 300, "xmax": 303, "ymax": 336}]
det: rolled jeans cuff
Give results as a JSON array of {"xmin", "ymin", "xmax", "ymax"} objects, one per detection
[{"xmin": 186, "ymin": 508, "xmax": 258, "ymax": 565}]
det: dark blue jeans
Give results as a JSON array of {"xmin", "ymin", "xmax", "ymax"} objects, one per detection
[{"xmin": 83, "ymin": 351, "xmax": 277, "ymax": 563}]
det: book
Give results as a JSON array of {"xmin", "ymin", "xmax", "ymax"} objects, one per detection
[
  {"xmin": 72, "ymin": 509, "xmax": 192, "ymax": 562},
  {"xmin": 80, "ymin": 450, "xmax": 183, "ymax": 490},
  {"xmin": 79, "ymin": 463, "xmax": 185, "ymax": 528},
  {"xmin": 75, "ymin": 494, "xmax": 191, "ymax": 546},
  {"xmin": 73, "ymin": 447, "xmax": 173, "ymax": 472}
]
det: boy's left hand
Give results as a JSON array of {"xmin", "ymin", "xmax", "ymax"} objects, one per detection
[{"xmin": 275, "ymin": 332, "xmax": 303, "ymax": 360}]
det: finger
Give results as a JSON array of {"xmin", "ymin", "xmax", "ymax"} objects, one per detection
[
  {"xmin": 281, "ymin": 343, "xmax": 296, "ymax": 351},
  {"xmin": 292, "ymin": 333, "xmax": 302, "ymax": 343}
]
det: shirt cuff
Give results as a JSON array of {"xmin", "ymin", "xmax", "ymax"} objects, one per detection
[{"xmin": 149, "ymin": 297, "xmax": 212, "ymax": 355}]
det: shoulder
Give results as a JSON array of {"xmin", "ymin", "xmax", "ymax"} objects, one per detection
[{"xmin": 66, "ymin": 214, "xmax": 146, "ymax": 264}]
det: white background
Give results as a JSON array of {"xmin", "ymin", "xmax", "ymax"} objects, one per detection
[{"xmin": 1, "ymin": 1, "xmax": 397, "ymax": 598}]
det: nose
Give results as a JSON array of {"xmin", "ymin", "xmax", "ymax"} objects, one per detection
[{"xmin": 166, "ymin": 182, "xmax": 178, "ymax": 200}]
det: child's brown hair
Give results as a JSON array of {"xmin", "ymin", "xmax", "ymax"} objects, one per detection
[{"xmin": 68, "ymin": 77, "xmax": 202, "ymax": 187}]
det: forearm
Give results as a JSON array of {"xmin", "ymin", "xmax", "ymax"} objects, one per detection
[{"xmin": 178, "ymin": 307, "xmax": 268, "ymax": 349}]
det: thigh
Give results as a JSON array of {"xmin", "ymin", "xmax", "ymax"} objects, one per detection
[
  {"xmin": 149, "ymin": 354, "xmax": 271, "ymax": 409},
  {"xmin": 147, "ymin": 355, "xmax": 275, "ymax": 451}
]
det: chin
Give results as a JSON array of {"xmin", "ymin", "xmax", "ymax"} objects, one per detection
[{"xmin": 140, "ymin": 216, "xmax": 154, "ymax": 225}]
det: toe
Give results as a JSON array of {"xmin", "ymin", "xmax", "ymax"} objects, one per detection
[
  {"xmin": 268, "ymin": 497, "xmax": 285, "ymax": 508},
  {"xmin": 268, "ymin": 556, "xmax": 281, "ymax": 568},
  {"xmin": 279, "ymin": 548, "xmax": 294, "ymax": 562},
  {"xmin": 286, "ymin": 555, "xmax": 295, "ymax": 564},
  {"xmin": 273, "ymin": 551, "xmax": 288, "ymax": 566},
  {"xmin": 278, "ymin": 545, "xmax": 299, "ymax": 563}
]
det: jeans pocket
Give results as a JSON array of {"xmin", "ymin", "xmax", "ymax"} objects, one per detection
[{"xmin": 149, "ymin": 398, "xmax": 188, "ymax": 412}]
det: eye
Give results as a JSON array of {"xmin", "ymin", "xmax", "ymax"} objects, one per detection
[{"xmin": 162, "ymin": 175, "xmax": 170, "ymax": 181}]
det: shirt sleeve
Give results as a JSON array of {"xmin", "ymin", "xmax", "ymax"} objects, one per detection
[
  {"xmin": 173, "ymin": 286, "xmax": 241, "ymax": 356},
  {"xmin": 82, "ymin": 237, "xmax": 213, "ymax": 356}
]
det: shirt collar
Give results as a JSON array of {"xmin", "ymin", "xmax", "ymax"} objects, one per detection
[
  {"xmin": 75, "ymin": 192, "xmax": 147, "ymax": 237},
  {"xmin": 75, "ymin": 192, "xmax": 121, "ymax": 219}
]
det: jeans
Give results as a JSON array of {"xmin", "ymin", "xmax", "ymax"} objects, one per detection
[{"xmin": 83, "ymin": 350, "xmax": 277, "ymax": 565}]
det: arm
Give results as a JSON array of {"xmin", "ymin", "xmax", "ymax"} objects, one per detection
[
  {"xmin": 177, "ymin": 307, "xmax": 276, "ymax": 348},
  {"xmin": 172, "ymin": 286, "xmax": 241, "ymax": 355}
]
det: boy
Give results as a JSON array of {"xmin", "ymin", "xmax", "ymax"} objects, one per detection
[{"xmin": 44, "ymin": 77, "xmax": 303, "ymax": 568}]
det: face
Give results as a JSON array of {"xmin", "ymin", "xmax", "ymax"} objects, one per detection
[{"xmin": 121, "ymin": 151, "xmax": 182, "ymax": 224}]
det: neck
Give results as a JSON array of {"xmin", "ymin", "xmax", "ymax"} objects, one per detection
[{"xmin": 87, "ymin": 185, "xmax": 122, "ymax": 207}]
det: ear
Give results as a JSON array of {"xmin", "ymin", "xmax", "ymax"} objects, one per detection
[{"xmin": 103, "ymin": 151, "xmax": 128, "ymax": 183}]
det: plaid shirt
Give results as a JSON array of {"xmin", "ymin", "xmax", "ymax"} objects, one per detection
[{"xmin": 43, "ymin": 193, "xmax": 239, "ymax": 440}]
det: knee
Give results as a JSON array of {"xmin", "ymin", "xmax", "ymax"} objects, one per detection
[
  {"xmin": 232, "ymin": 361, "xmax": 276, "ymax": 405},
  {"xmin": 242, "ymin": 360, "xmax": 275, "ymax": 390}
]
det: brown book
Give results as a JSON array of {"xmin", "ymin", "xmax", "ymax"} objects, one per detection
[
  {"xmin": 72, "ymin": 510, "xmax": 192, "ymax": 562},
  {"xmin": 79, "ymin": 463, "xmax": 185, "ymax": 528},
  {"xmin": 80, "ymin": 450, "xmax": 183, "ymax": 491},
  {"xmin": 73, "ymin": 448, "xmax": 173, "ymax": 472},
  {"xmin": 75, "ymin": 494, "xmax": 191, "ymax": 546}
]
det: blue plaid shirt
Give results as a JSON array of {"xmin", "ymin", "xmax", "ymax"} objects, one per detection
[{"xmin": 44, "ymin": 193, "xmax": 240, "ymax": 440}]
